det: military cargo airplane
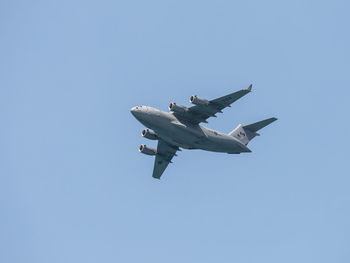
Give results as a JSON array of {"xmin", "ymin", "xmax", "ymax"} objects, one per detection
[{"xmin": 131, "ymin": 85, "xmax": 277, "ymax": 179}]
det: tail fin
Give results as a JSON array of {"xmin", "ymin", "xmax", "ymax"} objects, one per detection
[{"xmin": 229, "ymin": 117, "xmax": 277, "ymax": 145}]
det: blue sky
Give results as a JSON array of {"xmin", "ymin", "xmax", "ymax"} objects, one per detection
[{"xmin": 1, "ymin": 0, "xmax": 350, "ymax": 262}]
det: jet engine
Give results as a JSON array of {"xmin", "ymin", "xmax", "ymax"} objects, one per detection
[
  {"xmin": 139, "ymin": 144, "xmax": 157, "ymax": 156},
  {"xmin": 141, "ymin": 129, "xmax": 158, "ymax": 140},
  {"xmin": 190, "ymin": 95, "xmax": 209, "ymax": 106},
  {"xmin": 169, "ymin": 102, "xmax": 187, "ymax": 113}
]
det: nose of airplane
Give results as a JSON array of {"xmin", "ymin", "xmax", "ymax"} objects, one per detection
[
  {"xmin": 130, "ymin": 107, "xmax": 137, "ymax": 117},
  {"xmin": 130, "ymin": 106, "xmax": 142, "ymax": 118}
]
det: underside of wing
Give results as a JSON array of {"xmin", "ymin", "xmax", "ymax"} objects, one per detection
[
  {"xmin": 152, "ymin": 139, "xmax": 179, "ymax": 179},
  {"xmin": 172, "ymin": 85, "xmax": 252, "ymax": 124}
]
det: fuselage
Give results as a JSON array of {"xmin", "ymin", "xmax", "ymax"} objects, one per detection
[{"xmin": 131, "ymin": 106, "xmax": 251, "ymax": 154}]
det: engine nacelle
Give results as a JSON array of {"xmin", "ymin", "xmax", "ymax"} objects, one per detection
[
  {"xmin": 139, "ymin": 144, "xmax": 157, "ymax": 156},
  {"xmin": 141, "ymin": 129, "xmax": 158, "ymax": 140},
  {"xmin": 169, "ymin": 102, "xmax": 188, "ymax": 113},
  {"xmin": 189, "ymin": 95, "xmax": 209, "ymax": 106}
]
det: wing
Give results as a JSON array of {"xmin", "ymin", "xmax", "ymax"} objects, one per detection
[
  {"xmin": 152, "ymin": 139, "xmax": 179, "ymax": 179},
  {"xmin": 175, "ymin": 85, "xmax": 252, "ymax": 124}
]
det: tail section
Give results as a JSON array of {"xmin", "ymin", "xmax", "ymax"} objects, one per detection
[{"xmin": 229, "ymin": 117, "xmax": 277, "ymax": 145}]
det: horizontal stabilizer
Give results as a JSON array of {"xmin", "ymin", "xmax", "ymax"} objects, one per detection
[
  {"xmin": 244, "ymin": 117, "xmax": 277, "ymax": 133},
  {"xmin": 229, "ymin": 117, "xmax": 277, "ymax": 145}
]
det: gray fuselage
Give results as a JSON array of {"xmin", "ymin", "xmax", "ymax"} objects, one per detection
[{"xmin": 131, "ymin": 106, "xmax": 250, "ymax": 154}]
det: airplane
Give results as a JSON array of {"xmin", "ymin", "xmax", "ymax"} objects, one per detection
[{"xmin": 130, "ymin": 85, "xmax": 277, "ymax": 179}]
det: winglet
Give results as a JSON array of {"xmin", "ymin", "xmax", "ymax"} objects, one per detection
[{"xmin": 247, "ymin": 84, "xmax": 252, "ymax": 92}]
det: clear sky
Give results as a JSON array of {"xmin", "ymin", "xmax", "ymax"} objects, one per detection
[{"xmin": 1, "ymin": 0, "xmax": 350, "ymax": 262}]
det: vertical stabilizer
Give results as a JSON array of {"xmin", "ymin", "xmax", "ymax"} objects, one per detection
[{"xmin": 229, "ymin": 117, "xmax": 277, "ymax": 145}]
